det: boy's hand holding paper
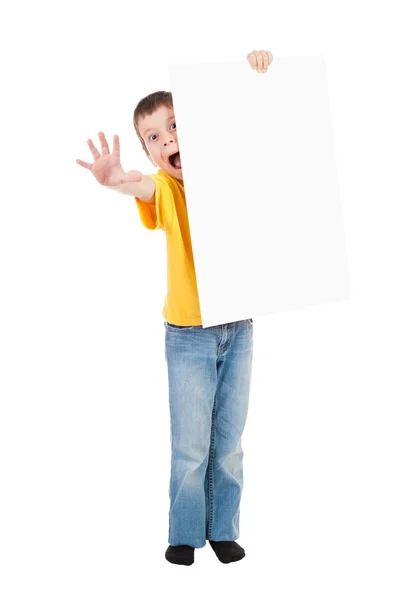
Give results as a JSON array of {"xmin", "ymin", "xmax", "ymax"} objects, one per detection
[{"xmin": 246, "ymin": 49, "xmax": 274, "ymax": 73}]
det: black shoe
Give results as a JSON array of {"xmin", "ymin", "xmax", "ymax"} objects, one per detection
[
  {"xmin": 165, "ymin": 544, "xmax": 195, "ymax": 566},
  {"xmin": 208, "ymin": 540, "xmax": 245, "ymax": 563}
]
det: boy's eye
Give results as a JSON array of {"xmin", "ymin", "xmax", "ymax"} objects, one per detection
[{"xmin": 149, "ymin": 123, "xmax": 176, "ymax": 141}]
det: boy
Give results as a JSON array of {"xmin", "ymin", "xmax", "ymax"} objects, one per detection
[{"xmin": 76, "ymin": 49, "xmax": 273, "ymax": 565}]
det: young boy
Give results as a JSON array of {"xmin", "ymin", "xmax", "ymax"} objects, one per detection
[{"xmin": 77, "ymin": 49, "xmax": 273, "ymax": 565}]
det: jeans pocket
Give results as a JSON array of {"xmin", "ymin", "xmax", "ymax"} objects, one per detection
[{"xmin": 164, "ymin": 321, "xmax": 195, "ymax": 330}]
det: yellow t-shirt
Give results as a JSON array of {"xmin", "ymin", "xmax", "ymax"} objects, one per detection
[{"xmin": 135, "ymin": 169, "xmax": 202, "ymax": 326}]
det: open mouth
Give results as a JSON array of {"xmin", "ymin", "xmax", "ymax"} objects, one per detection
[{"xmin": 168, "ymin": 152, "xmax": 182, "ymax": 170}]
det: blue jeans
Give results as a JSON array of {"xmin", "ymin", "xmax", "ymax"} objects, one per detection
[{"xmin": 164, "ymin": 318, "xmax": 253, "ymax": 548}]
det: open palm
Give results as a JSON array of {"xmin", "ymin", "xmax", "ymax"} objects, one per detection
[{"xmin": 76, "ymin": 132, "xmax": 142, "ymax": 186}]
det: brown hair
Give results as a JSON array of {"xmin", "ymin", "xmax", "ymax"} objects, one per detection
[{"xmin": 133, "ymin": 91, "xmax": 174, "ymax": 156}]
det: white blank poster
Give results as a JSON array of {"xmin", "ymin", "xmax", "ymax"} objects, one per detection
[{"xmin": 168, "ymin": 56, "xmax": 351, "ymax": 328}]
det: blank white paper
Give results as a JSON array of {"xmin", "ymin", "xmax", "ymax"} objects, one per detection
[{"xmin": 168, "ymin": 56, "xmax": 351, "ymax": 328}]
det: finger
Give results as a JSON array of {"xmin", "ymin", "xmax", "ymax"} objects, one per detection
[
  {"xmin": 98, "ymin": 131, "xmax": 110, "ymax": 154},
  {"xmin": 87, "ymin": 139, "xmax": 101, "ymax": 160},
  {"xmin": 112, "ymin": 134, "xmax": 120, "ymax": 158},
  {"xmin": 252, "ymin": 50, "xmax": 263, "ymax": 71},
  {"xmin": 265, "ymin": 50, "xmax": 273, "ymax": 65},
  {"xmin": 76, "ymin": 158, "xmax": 93, "ymax": 170},
  {"xmin": 260, "ymin": 50, "xmax": 269, "ymax": 71},
  {"xmin": 247, "ymin": 52, "xmax": 257, "ymax": 70}
]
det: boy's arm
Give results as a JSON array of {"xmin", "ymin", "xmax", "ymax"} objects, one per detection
[{"xmin": 107, "ymin": 172, "xmax": 156, "ymax": 203}]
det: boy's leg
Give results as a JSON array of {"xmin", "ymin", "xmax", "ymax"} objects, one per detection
[
  {"xmin": 164, "ymin": 322, "xmax": 219, "ymax": 548},
  {"xmin": 207, "ymin": 319, "xmax": 253, "ymax": 542}
]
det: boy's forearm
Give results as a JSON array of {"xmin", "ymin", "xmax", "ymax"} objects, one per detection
[{"xmin": 107, "ymin": 173, "xmax": 155, "ymax": 202}]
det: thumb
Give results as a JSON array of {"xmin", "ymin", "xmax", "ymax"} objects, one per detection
[{"xmin": 122, "ymin": 170, "xmax": 143, "ymax": 184}]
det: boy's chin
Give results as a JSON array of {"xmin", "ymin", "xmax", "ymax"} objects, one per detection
[{"xmin": 168, "ymin": 166, "xmax": 183, "ymax": 179}]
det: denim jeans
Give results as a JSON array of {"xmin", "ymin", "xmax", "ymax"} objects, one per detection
[{"xmin": 164, "ymin": 318, "xmax": 253, "ymax": 548}]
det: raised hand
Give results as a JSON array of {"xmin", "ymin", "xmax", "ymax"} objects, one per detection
[{"xmin": 76, "ymin": 132, "xmax": 142, "ymax": 186}]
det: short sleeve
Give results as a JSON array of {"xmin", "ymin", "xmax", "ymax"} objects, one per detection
[{"xmin": 135, "ymin": 173, "xmax": 172, "ymax": 232}]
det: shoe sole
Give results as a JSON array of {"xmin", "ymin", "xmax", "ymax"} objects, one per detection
[
  {"xmin": 165, "ymin": 556, "xmax": 194, "ymax": 566},
  {"xmin": 218, "ymin": 553, "xmax": 245, "ymax": 563}
]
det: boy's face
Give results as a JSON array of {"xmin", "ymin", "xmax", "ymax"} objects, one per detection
[{"xmin": 137, "ymin": 105, "xmax": 183, "ymax": 181}]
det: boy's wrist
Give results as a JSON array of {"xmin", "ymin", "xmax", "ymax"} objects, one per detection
[{"xmin": 107, "ymin": 173, "xmax": 155, "ymax": 202}]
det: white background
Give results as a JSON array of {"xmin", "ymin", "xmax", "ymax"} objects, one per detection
[{"xmin": 1, "ymin": 0, "xmax": 398, "ymax": 598}]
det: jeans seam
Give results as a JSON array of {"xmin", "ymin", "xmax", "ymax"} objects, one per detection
[{"xmin": 207, "ymin": 399, "xmax": 217, "ymax": 539}]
